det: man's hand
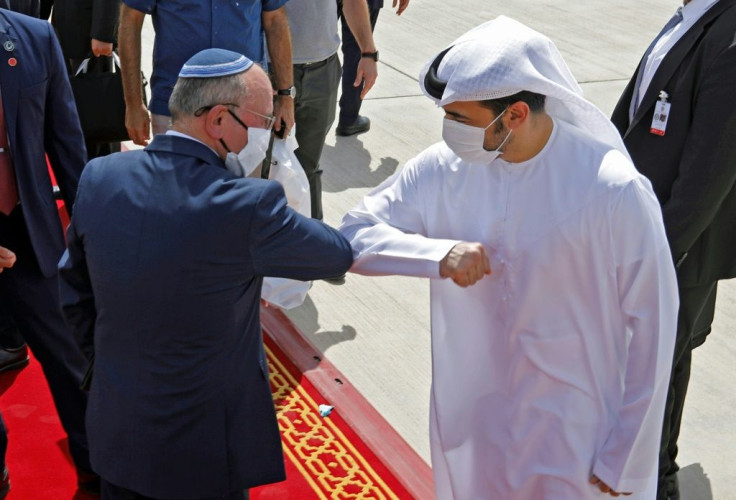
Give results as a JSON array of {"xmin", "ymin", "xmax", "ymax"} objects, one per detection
[
  {"xmin": 119, "ymin": 4, "xmax": 149, "ymax": 145},
  {"xmin": 589, "ymin": 475, "xmax": 632, "ymax": 497},
  {"xmin": 0, "ymin": 246, "xmax": 16, "ymax": 272},
  {"xmin": 91, "ymin": 39, "xmax": 113, "ymax": 57},
  {"xmin": 439, "ymin": 242, "xmax": 491, "ymax": 287},
  {"xmin": 355, "ymin": 58, "xmax": 378, "ymax": 99},
  {"xmin": 125, "ymin": 103, "xmax": 151, "ymax": 146},
  {"xmin": 392, "ymin": 0, "xmax": 410, "ymax": 15},
  {"xmin": 273, "ymin": 96, "xmax": 295, "ymax": 136}
]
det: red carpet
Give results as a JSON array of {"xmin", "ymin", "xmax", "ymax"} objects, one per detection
[{"xmin": 0, "ymin": 335, "xmax": 414, "ymax": 499}]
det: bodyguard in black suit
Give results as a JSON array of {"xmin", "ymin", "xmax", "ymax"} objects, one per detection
[
  {"xmin": 0, "ymin": 7, "xmax": 95, "ymax": 494},
  {"xmin": 611, "ymin": 1, "xmax": 736, "ymax": 498}
]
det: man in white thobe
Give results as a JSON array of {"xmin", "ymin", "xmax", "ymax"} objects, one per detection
[{"xmin": 339, "ymin": 17, "xmax": 679, "ymax": 499}]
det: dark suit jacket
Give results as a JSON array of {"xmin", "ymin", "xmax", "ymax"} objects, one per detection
[
  {"xmin": 611, "ymin": 0, "xmax": 736, "ymax": 287},
  {"xmin": 0, "ymin": 9, "xmax": 86, "ymax": 277},
  {"xmin": 47, "ymin": 0, "xmax": 120, "ymax": 60},
  {"xmin": 58, "ymin": 134, "xmax": 353, "ymax": 498},
  {"xmin": 0, "ymin": 0, "xmax": 40, "ymax": 17}
]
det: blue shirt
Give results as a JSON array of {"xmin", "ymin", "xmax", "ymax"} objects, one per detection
[{"xmin": 124, "ymin": 0, "xmax": 288, "ymax": 116}]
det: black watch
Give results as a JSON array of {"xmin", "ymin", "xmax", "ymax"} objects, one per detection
[
  {"xmin": 276, "ymin": 86, "xmax": 296, "ymax": 98},
  {"xmin": 361, "ymin": 51, "xmax": 379, "ymax": 62}
]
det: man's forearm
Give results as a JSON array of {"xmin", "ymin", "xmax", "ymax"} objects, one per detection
[
  {"xmin": 118, "ymin": 4, "xmax": 145, "ymax": 106},
  {"xmin": 342, "ymin": 0, "xmax": 377, "ymax": 52},
  {"xmin": 263, "ymin": 7, "xmax": 293, "ymax": 90}
]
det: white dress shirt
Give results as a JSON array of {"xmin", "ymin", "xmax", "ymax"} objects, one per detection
[{"xmin": 636, "ymin": 0, "xmax": 720, "ymax": 108}]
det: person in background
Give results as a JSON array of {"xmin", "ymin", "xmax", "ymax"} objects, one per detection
[
  {"xmin": 340, "ymin": 17, "xmax": 678, "ymax": 499},
  {"xmin": 336, "ymin": 0, "xmax": 409, "ymax": 137},
  {"xmin": 610, "ymin": 1, "xmax": 736, "ymax": 498},
  {"xmin": 43, "ymin": 0, "xmax": 122, "ymax": 159},
  {"xmin": 0, "ymin": 6, "xmax": 97, "ymax": 495},
  {"xmin": 284, "ymin": 0, "xmax": 378, "ymax": 220},
  {"xmin": 119, "ymin": 0, "xmax": 294, "ymax": 145}
]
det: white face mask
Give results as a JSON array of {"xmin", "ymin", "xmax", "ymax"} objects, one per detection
[
  {"xmin": 442, "ymin": 107, "xmax": 512, "ymax": 164},
  {"xmin": 224, "ymin": 127, "xmax": 272, "ymax": 177}
]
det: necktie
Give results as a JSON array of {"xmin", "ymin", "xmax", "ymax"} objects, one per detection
[
  {"xmin": 630, "ymin": 8, "xmax": 684, "ymax": 118},
  {"xmin": 0, "ymin": 88, "xmax": 19, "ymax": 216}
]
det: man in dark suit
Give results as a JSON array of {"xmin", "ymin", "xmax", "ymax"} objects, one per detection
[
  {"xmin": 0, "ymin": 6, "xmax": 96, "ymax": 495},
  {"xmin": 58, "ymin": 48, "xmax": 353, "ymax": 499},
  {"xmin": 611, "ymin": 1, "xmax": 736, "ymax": 498}
]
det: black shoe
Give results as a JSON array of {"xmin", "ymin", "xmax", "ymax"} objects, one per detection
[
  {"xmin": 0, "ymin": 466, "xmax": 10, "ymax": 499},
  {"xmin": 336, "ymin": 116, "xmax": 370, "ymax": 137},
  {"xmin": 322, "ymin": 273, "xmax": 346, "ymax": 284},
  {"xmin": 0, "ymin": 344, "xmax": 29, "ymax": 374}
]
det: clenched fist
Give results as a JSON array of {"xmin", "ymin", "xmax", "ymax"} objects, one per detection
[{"xmin": 439, "ymin": 242, "xmax": 491, "ymax": 287}]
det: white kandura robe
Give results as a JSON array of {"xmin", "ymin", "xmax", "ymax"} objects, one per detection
[{"xmin": 339, "ymin": 120, "xmax": 678, "ymax": 499}]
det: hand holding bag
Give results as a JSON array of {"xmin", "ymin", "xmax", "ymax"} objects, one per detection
[{"xmin": 70, "ymin": 52, "xmax": 147, "ymax": 143}]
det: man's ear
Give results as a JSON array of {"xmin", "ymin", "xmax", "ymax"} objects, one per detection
[
  {"xmin": 506, "ymin": 101, "xmax": 531, "ymax": 130},
  {"xmin": 204, "ymin": 105, "xmax": 227, "ymax": 139}
]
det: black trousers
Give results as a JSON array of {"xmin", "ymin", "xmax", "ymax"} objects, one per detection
[
  {"xmin": 338, "ymin": 3, "xmax": 381, "ymax": 126},
  {"xmin": 0, "ymin": 207, "xmax": 92, "ymax": 472},
  {"xmin": 101, "ymin": 479, "xmax": 249, "ymax": 500},
  {"xmin": 657, "ymin": 281, "xmax": 718, "ymax": 498}
]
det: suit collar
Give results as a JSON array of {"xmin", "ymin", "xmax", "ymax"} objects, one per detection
[
  {"xmin": 145, "ymin": 133, "xmax": 227, "ymax": 169},
  {"xmin": 629, "ymin": 0, "xmax": 734, "ymax": 132}
]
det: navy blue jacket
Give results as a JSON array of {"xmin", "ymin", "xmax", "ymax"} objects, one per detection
[
  {"xmin": 59, "ymin": 134, "xmax": 352, "ymax": 498},
  {"xmin": 0, "ymin": 8, "xmax": 86, "ymax": 276}
]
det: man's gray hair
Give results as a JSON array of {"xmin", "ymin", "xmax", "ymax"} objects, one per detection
[{"xmin": 169, "ymin": 72, "xmax": 249, "ymax": 121}]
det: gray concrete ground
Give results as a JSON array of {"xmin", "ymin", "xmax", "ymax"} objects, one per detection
[{"xmin": 134, "ymin": 2, "xmax": 735, "ymax": 497}]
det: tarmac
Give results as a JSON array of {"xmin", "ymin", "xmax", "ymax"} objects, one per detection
[{"xmin": 134, "ymin": 2, "xmax": 735, "ymax": 498}]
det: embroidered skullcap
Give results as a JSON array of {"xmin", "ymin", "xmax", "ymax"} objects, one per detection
[
  {"xmin": 419, "ymin": 16, "xmax": 629, "ymax": 157},
  {"xmin": 179, "ymin": 48, "xmax": 254, "ymax": 78}
]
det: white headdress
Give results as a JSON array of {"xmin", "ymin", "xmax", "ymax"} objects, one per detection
[{"xmin": 419, "ymin": 16, "xmax": 628, "ymax": 157}]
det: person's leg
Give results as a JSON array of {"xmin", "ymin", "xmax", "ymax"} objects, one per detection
[
  {"xmin": 657, "ymin": 281, "xmax": 718, "ymax": 500},
  {"xmin": 293, "ymin": 54, "xmax": 341, "ymax": 220},
  {"xmin": 337, "ymin": 4, "xmax": 380, "ymax": 131},
  {"xmin": 0, "ymin": 414, "xmax": 7, "ymax": 497},
  {"xmin": 0, "ymin": 297, "xmax": 23, "ymax": 350},
  {"xmin": 0, "ymin": 208, "xmax": 92, "ymax": 477}
]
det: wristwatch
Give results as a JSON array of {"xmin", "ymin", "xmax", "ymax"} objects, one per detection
[
  {"xmin": 361, "ymin": 51, "xmax": 379, "ymax": 62},
  {"xmin": 276, "ymin": 86, "xmax": 296, "ymax": 98}
]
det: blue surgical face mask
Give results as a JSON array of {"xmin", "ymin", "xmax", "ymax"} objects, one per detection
[{"xmin": 442, "ymin": 107, "xmax": 512, "ymax": 164}]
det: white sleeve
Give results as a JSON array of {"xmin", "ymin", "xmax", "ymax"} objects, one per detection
[
  {"xmin": 592, "ymin": 177, "xmax": 679, "ymax": 493},
  {"xmin": 339, "ymin": 159, "xmax": 460, "ymax": 279}
]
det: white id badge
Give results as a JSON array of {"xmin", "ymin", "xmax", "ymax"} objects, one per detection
[{"xmin": 650, "ymin": 99, "xmax": 671, "ymax": 136}]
